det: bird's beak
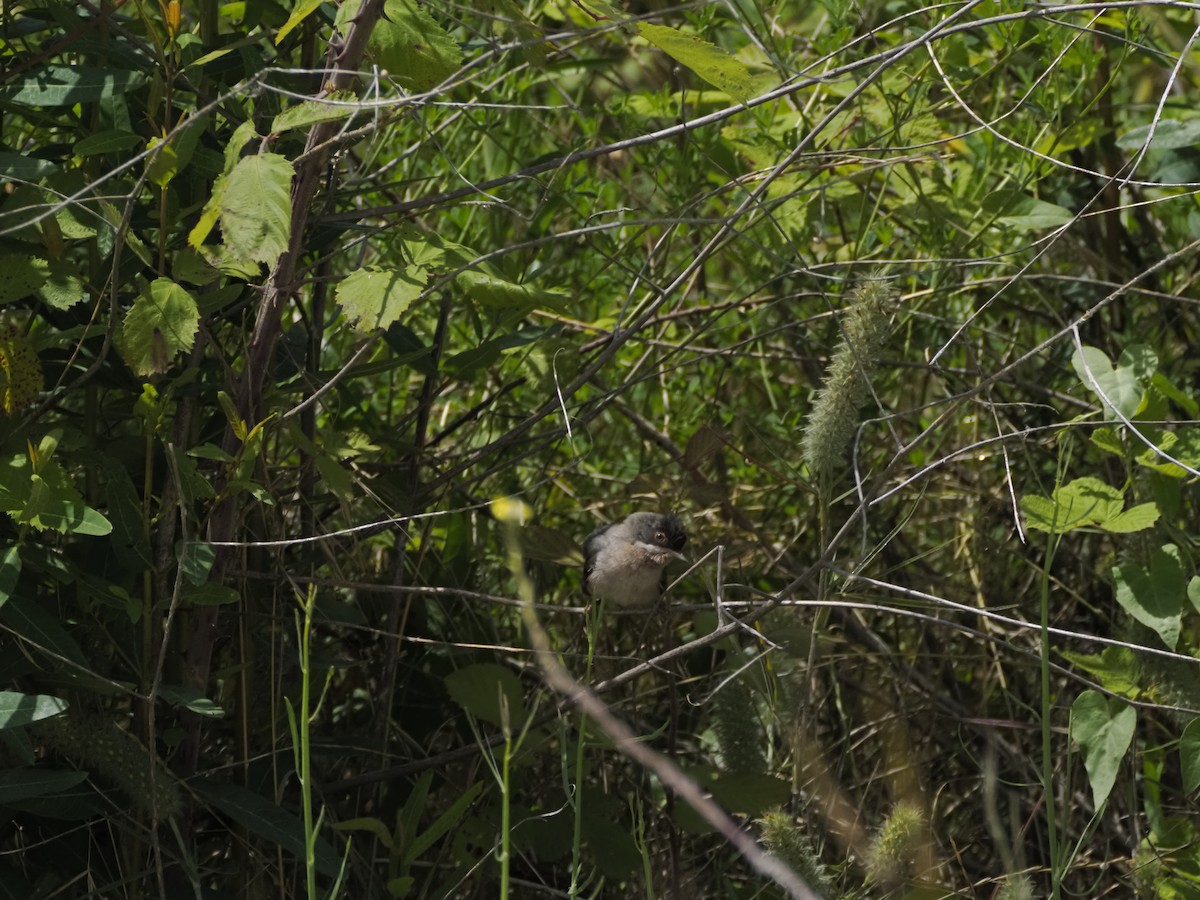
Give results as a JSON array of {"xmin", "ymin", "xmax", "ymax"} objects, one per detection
[{"xmin": 636, "ymin": 541, "xmax": 687, "ymax": 562}]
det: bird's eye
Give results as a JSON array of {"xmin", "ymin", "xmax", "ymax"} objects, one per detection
[{"xmin": 655, "ymin": 530, "xmax": 667, "ymax": 543}]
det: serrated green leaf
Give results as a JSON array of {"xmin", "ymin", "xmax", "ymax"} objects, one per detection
[
  {"xmin": 35, "ymin": 258, "xmax": 86, "ymax": 310},
  {"xmin": 219, "ymin": 154, "xmax": 293, "ymax": 266},
  {"xmin": 117, "ymin": 278, "xmax": 199, "ymax": 376},
  {"xmin": 1070, "ymin": 691, "xmax": 1135, "ymax": 809},
  {"xmin": 0, "ymin": 253, "xmax": 47, "ymax": 303},
  {"xmin": 336, "ymin": 265, "xmax": 426, "ymax": 333},
  {"xmin": 637, "ymin": 23, "xmax": 766, "ymax": 105}
]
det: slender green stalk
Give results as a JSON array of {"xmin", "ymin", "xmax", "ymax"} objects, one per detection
[
  {"xmin": 1038, "ymin": 534, "xmax": 1061, "ymax": 900},
  {"xmin": 287, "ymin": 585, "xmax": 335, "ymax": 900}
]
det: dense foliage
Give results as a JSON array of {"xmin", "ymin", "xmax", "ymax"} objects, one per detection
[{"xmin": 3, "ymin": 0, "xmax": 1200, "ymax": 897}]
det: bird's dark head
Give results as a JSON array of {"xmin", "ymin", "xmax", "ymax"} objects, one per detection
[{"xmin": 622, "ymin": 512, "xmax": 687, "ymax": 556}]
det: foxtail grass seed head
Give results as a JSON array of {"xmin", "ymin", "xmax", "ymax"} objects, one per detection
[
  {"xmin": 758, "ymin": 809, "xmax": 834, "ymax": 898},
  {"xmin": 802, "ymin": 281, "xmax": 894, "ymax": 484},
  {"xmin": 866, "ymin": 801, "xmax": 924, "ymax": 885}
]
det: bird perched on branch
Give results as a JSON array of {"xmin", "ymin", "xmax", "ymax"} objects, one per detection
[{"xmin": 582, "ymin": 512, "xmax": 688, "ymax": 608}]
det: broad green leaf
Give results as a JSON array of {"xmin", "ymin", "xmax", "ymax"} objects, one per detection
[
  {"xmin": 637, "ymin": 23, "xmax": 766, "ymax": 104},
  {"xmin": 348, "ymin": 0, "xmax": 465, "ymax": 92},
  {"xmin": 179, "ymin": 541, "xmax": 217, "ymax": 586},
  {"xmin": 982, "ymin": 189, "xmax": 1074, "ymax": 230},
  {"xmin": 100, "ymin": 458, "xmax": 151, "ymax": 571},
  {"xmin": 193, "ymin": 781, "xmax": 341, "ymax": 876},
  {"xmin": 1112, "ymin": 544, "xmax": 1187, "ymax": 650},
  {"xmin": 1020, "ymin": 477, "xmax": 1122, "ymax": 533},
  {"xmin": 1060, "ymin": 647, "xmax": 1140, "ymax": 699},
  {"xmin": 1116, "ymin": 119, "xmax": 1200, "ymax": 151},
  {"xmin": 1, "ymin": 65, "xmax": 145, "ymax": 106},
  {"xmin": 0, "ymin": 325, "xmax": 42, "ymax": 411},
  {"xmin": 0, "ymin": 692, "xmax": 67, "ymax": 729},
  {"xmin": 1070, "ymin": 691, "xmax": 1135, "ymax": 809},
  {"xmin": 456, "ymin": 270, "xmax": 569, "ymax": 309},
  {"xmin": 35, "ymin": 258, "xmax": 86, "ymax": 310},
  {"xmin": 117, "ymin": 278, "xmax": 200, "ymax": 376},
  {"xmin": 0, "ymin": 151, "xmax": 56, "ymax": 180},
  {"xmin": 271, "ymin": 92, "xmax": 358, "ymax": 133},
  {"xmin": 74, "ymin": 129, "xmax": 142, "ymax": 156},
  {"xmin": 0, "ymin": 253, "xmax": 47, "ymax": 303},
  {"xmin": 1101, "ymin": 502, "xmax": 1160, "ymax": 533},
  {"xmin": 1072, "ymin": 344, "xmax": 1156, "ymax": 420},
  {"xmin": 220, "ymin": 153, "xmax": 293, "ymax": 266},
  {"xmin": 275, "ymin": 0, "xmax": 325, "ymax": 45},
  {"xmin": 0, "ymin": 768, "xmax": 87, "ymax": 804},
  {"xmin": 156, "ymin": 684, "xmax": 225, "ymax": 717},
  {"xmin": 0, "ymin": 595, "xmax": 88, "ymax": 666},
  {"xmin": 1182, "ymin": 719, "xmax": 1200, "ymax": 794},
  {"xmin": 0, "ymin": 452, "xmax": 112, "ymax": 536},
  {"xmin": 336, "ymin": 265, "xmax": 426, "ymax": 333},
  {"xmin": 444, "ymin": 663, "xmax": 528, "ymax": 728}
]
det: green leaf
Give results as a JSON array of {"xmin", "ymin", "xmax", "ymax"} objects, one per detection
[
  {"xmin": 0, "ymin": 151, "xmax": 56, "ymax": 180},
  {"xmin": 1072, "ymin": 344, "xmax": 1155, "ymax": 420},
  {"xmin": 1116, "ymin": 119, "xmax": 1200, "ymax": 151},
  {"xmin": 0, "ymin": 595, "xmax": 88, "ymax": 666},
  {"xmin": 271, "ymin": 92, "xmax": 358, "ymax": 133},
  {"xmin": 333, "ymin": 815, "xmax": 394, "ymax": 848},
  {"xmin": 1, "ymin": 65, "xmax": 146, "ymax": 106},
  {"xmin": 1060, "ymin": 647, "xmax": 1140, "ymax": 699},
  {"xmin": 0, "ymin": 254, "xmax": 47, "ymax": 303},
  {"xmin": 336, "ymin": 265, "xmax": 427, "ymax": 333},
  {"xmin": 401, "ymin": 780, "xmax": 484, "ymax": 866},
  {"xmin": 157, "ymin": 684, "xmax": 225, "ymax": 717},
  {"xmin": 456, "ymin": 270, "xmax": 568, "ymax": 309},
  {"xmin": 444, "ymin": 663, "xmax": 528, "ymax": 728},
  {"xmin": 355, "ymin": 0, "xmax": 465, "ymax": 92},
  {"xmin": 982, "ymin": 189, "xmax": 1074, "ymax": 230},
  {"xmin": 117, "ymin": 278, "xmax": 200, "ymax": 376},
  {"xmin": 193, "ymin": 781, "xmax": 341, "ymax": 876},
  {"xmin": 1020, "ymin": 477, "xmax": 1123, "ymax": 534},
  {"xmin": 0, "ymin": 768, "xmax": 87, "ymax": 804},
  {"xmin": 1101, "ymin": 502, "xmax": 1160, "ymax": 533},
  {"xmin": 0, "ymin": 545, "xmax": 19, "ymax": 609},
  {"xmin": 275, "ymin": 0, "xmax": 326, "ymax": 45},
  {"xmin": 0, "ymin": 692, "xmax": 68, "ymax": 729},
  {"xmin": 35, "ymin": 258, "xmax": 86, "ymax": 310},
  {"xmin": 1182, "ymin": 719, "xmax": 1200, "ymax": 794},
  {"xmin": 74, "ymin": 129, "xmax": 142, "ymax": 157},
  {"xmin": 637, "ymin": 23, "xmax": 766, "ymax": 104},
  {"xmin": 1070, "ymin": 691, "xmax": 1135, "ymax": 810},
  {"xmin": 0, "ymin": 452, "xmax": 112, "ymax": 536},
  {"xmin": 181, "ymin": 582, "xmax": 241, "ymax": 606},
  {"xmin": 220, "ymin": 154, "xmax": 293, "ymax": 266},
  {"xmin": 1112, "ymin": 544, "xmax": 1187, "ymax": 650}
]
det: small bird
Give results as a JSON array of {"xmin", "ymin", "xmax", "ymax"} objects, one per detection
[{"xmin": 582, "ymin": 512, "xmax": 688, "ymax": 608}]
